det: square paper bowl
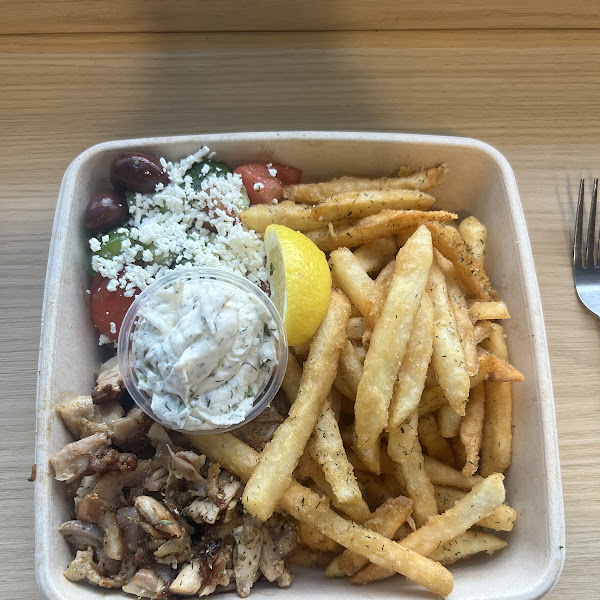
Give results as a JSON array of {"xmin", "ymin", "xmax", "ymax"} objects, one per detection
[{"xmin": 35, "ymin": 132, "xmax": 565, "ymax": 600}]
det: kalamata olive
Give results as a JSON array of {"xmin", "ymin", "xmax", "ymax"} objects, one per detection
[
  {"xmin": 110, "ymin": 152, "xmax": 169, "ymax": 194},
  {"xmin": 85, "ymin": 189, "xmax": 129, "ymax": 233}
]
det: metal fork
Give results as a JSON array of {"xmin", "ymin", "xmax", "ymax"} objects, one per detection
[{"xmin": 573, "ymin": 178, "xmax": 600, "ymax": 317}]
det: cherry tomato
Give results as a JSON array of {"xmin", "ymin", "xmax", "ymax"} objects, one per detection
[
  {"xmin": 234, "ymin": 164, "xmax": 283, "ymax": 205},
  {"xmin": 266, "ymin": 162, "xmax": 302, "ymax": 185},
  {"xmin": 90, "ymin": 274, "xmax": 138, "ymax": 342}
]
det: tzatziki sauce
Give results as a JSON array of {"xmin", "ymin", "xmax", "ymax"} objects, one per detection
[{"xmin": 131, "ymin": 277, "xmax": 279, "ymax": 431}]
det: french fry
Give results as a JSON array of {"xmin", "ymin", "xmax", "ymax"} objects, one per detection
[
  {"xmin": 425, "ymin": 456, "xmax": 483, "ymax": 489},
  {"xmin": 418, "ymin": 386, "xmax": 448, "ymax": 416},
  {"xmin": 354, "ymin": 226, "xmax": 433, "ymax": 464},
  {"xmin": 297, "ymin": 521, "xmax": 344, "ymax": 553},
  {"xmin": 418, "ymin": 414, "xmax": 455, "ymax": 466},
  {"xmin": 327, "ymin": 496, "xmax": 413, "ymax": 577},
  {"xmin": 426, "ymin": 222, "xmax": 498, "ymax": 300},
  {"xmin": 352, "ymin": 238, "xmax": 398, "ymax": 274},
  {"xmin": 288, "ymin": 544, "xmax": 339, "ymax": 569},
  {"xmin": 284, "ymin": 165, "xmax": 448, "ymax": 204},
  {"xmin": 350, "ymin": 474, "xmax": 505, "ymax": 585},
  {"xmin": 338, "ymin": 340, "xmax": 363, "ymax": 399},
  {"xmin": 424, "ymin": 363, "xmax": 438, "ymax": 387},
  {"xmin": 240, "ymin": 200, "xmax": 328, "ymax": 232},
  {"xmin": 473, "ymin": 320, "xmax": 494, "ymax": 345},
  {"xmin": 345, "ymin": 317, "xmax": 366, "ymax": 341},
  {"xmin": 330, "ymin": 248, "xmax": 381, "ymax": 326},
  {"xmin": 460, "ymin": 382, "xmax": 486, "ymax": 476},
  {"xmin": 434, "ymin": 485, "xmax": 517, "ymax": 531},
  {"xmin": 333, "ymin": 372, "xmax": 354, "ymax": 399},
  {"xmin": 445, "ymin": 264, "xmax": 478, "ymax": 376},
  {"xmin": 387, "ymin": 411, "xmax": 418, "ymax": 463},
  {"xmin": 387, "ymin": 292, "xmax": 434, "ymax": 429},
  {"xmin": 480, "ymin": 324, "xmax": 514, "ymax": 476},
  {"xmin": 394, "ymin": 440, "xmax": 438, "ymax": 527},
  {"xmin": 281, "ymin": 351, "xmax": 302, "ymax": 404},
  {"xmin": 449, "ymin": 435, "xmax": 467, "ymax": 469},
  {"xmin": 458, "ymin": 216, "xmax": 487, "ymax": 266},
  {"xmin": 307, "ymin": 399, "xmax": 370, "ymax": 522},
  {"xmin": 310, "ymin": 189, "xmax": 436, "ymax": 222},
  {"xmin": 428, "ymin": 530, "xmax": 507, "ymax": 565},
  {"xmin": 187, "ymin": 433, "xmax": 454, "ymax": 597},
  {"xmin": 307, "ymin": 210, "xmax": 456, "ymax": 252},
  {"xmin": 352, "ymin": 433, "xmax": 382, "ymax": 475},
  {"xmin": 471, "ymin": 348, "xmax": 524, "ymax": 388},
  {"xmin": 242, "ymin": 291, "xmax": 351, "ymax": 521},
  {"xmin": 436, "ymin": 402, "xmax": 463, "ymax": 438},
  {"xmin": 468, "ymin": 300, "xmax": 510, "ymax": 322},
  {"xmin": 428, "ymin": 255, "xmax": 470, "ymax": 415}
]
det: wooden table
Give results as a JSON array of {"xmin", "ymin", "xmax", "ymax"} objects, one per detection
[{"xmin": 2, "ymin": 3, "xmax": 599, "ymax": 597}]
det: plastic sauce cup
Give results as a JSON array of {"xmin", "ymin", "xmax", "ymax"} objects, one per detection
[{"xmin": 117, "ymin": 267, "xmax": 288, "ymax": 433}]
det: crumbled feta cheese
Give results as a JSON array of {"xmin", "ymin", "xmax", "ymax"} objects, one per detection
[
  {"xmin": 253, "ymin": 182, "xmax": 265, "ymax": 191},
  {"xmin": 268, "ymin": 167, "xmax": 278, "ymax": 177},
  {"xmin": 109, "ymin": 321, "xmax": 117, "ymax": 335},
  {"xmin": 88, "ymin": 146, "xmax": 268, "ymax": 295},
  {"xmin": 89, "ymin": 238, "xmax": 101, "ymax": 252},
  {"xmin": 98, "ymin": 334, "xmax": 113, "ymax": 346}
]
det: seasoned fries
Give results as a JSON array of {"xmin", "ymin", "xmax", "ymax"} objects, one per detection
[
  {"xmin": 353, "ymin": 238, "xmax": 398, "ymax": 273},
  {"xmin": 241, "ymin": 200, "xmax": 329, "ymax": 232},
  {"xmin": 427, "ymin": 222, "xmax": 498, "ymax": 300},
  {"xmin": 460, "ymin": 382, "xmax": 486, "ymax": 476},
  {"xmin": 307, "ymin": 399, "xmax": 370, "ymax": 522},
  {"xmin": 354, "ymin": 226, "xmax": 433, "ymax": 463},
  {"xmin": 310, "ymin": 189, "xmax": 436, "ymax": 222},
  {"xmin": 428, "ymin": 256, "xmax": 470, "ymax": 415},
  {"xmin": 480, "ymin": 324, "xmax": 514, "ymax": 475},
  {"xmin": 242, "ymin": 291, "xmax": 351, "ymax": 521},
  {"xmin": 284, "ymin": 164, "xmax": 448, "ymax": 204},
  {"xmin": 387, "ymin": 292, "xmax": 434, "ymax": 429},
  {"xmin": 458, "ymin": 215, "xmax": 487, "ymax": 266},
  {"xmin": 196, "ymin": 163, "xmax": 524, "ymax": 597},
  {"xmin": 307, "ymin": 209, "xmax": 457, "ymax": 252},
  {"xmin": 428, "ymin": 530, "xmax": 507, "ymax": 565}
]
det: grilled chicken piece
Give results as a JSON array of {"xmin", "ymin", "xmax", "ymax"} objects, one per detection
[
  {"xmin": 169, "ymin": 561, "xmax": 202, "ymax": 595},
  {"xmin": 154, "ymin": 533, "xmax": 192, "ymax": 567},
  {"xmin": 198, "ymin": 542, "xmax": 232, "ymax": 596},
  {"xmin": 59, "ymin": 521, "xmax": 104, "ymax": 550},
  {"xmin": 73, "ymin": 474, "xmax": 100, "ymax": 510},
  {"xmin": 92, "ymin": 362, "xmax": 124, "ymax": 404},
  {"xmin": 233, "ymin": 404, "xmax": 284, "ymax": 451},
  {"xmin": 135, "ymin": 496, "xmax": 185, "ymax": 538},
  {"xmin": 110, "ymin": 407, "xmax": 152, "ymax": 450},
  {"xmin": 77, "ymin": 492, "xmax": 124, "ymax": 560},
  {"xmin": 168, "ymin": 446, "xmax": 205, "ymax": 483},
  {"xmin": 122, "ymin": 568, "xmax": 168, "ymax": 598},
  {"xmin": 50, "ymin": 432, "xmax": 110, "ymax": 482},
  {"xmin": 233, "ymin": 521, "xmax": 263, "ymax": 598},
  {"xmin": 259, "ymin": 527, "xmax": 286, "ymax": 582},
  {"xmin": 116, "ymin": 507, "xmax": 145, "ymax": 554},
  {"xmin": 89, "ymin": 448, "xmax": 138, "ymax": 474},
  {"xmin": 64, "ymin": 548, "xmax": 135, "ymax": 588},
  {"xmin": 56, "ymin": 396, "xmax": 124, "ymax": 438}
]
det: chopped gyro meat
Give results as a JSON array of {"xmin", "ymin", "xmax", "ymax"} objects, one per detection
[{"xmin": 50, "ymin": 432, "xmax": 110, "ymax": 482}]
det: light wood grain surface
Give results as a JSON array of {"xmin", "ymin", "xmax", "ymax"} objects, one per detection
[{"xmin": 1, "ymin": 23, "xmax": 599, "ymax": 600}]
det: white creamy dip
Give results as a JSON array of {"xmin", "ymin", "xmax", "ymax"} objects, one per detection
[{"xmin": 131, "ymin": 278, "xmax": 278, "ymax": 430}]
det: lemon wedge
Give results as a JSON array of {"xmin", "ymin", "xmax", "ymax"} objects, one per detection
[{"xmin": 264, "ymin": 224, "xmax": 332, "ymax": 346}]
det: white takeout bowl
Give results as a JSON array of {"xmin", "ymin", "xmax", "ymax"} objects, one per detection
[{"xmin": 35, "ymin": 132, "xmax": 565, "ymax": 600}]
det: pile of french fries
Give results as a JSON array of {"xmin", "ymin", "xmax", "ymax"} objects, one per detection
[{"xmin": 188, "ymin": 165, "xmax": 523, "ymax": 598}]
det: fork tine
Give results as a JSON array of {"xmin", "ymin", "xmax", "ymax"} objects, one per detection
[
  {"xmin": 586, "ymin": 178, "xmax": 598, "ymax": 268},
  {"xmin": 574, "ymin": 179, "xmax": 585, "ymax": 268}
]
